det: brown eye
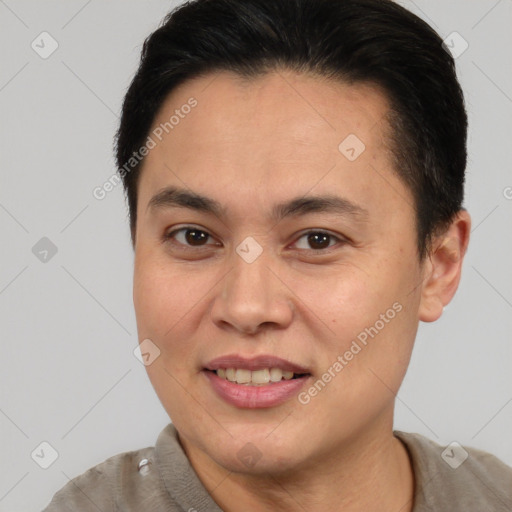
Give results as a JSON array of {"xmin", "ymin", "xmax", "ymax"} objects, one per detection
[
  {"xmin": 183, "ymin": 228, "xmax": 209, "ymax": 246},
  {"xmin": 165, "ymin": 227, "xmax": 215, "ymax": 247},
  {"xmin": 307, "ymin": 232, "xmax": 331, "ymax": 250},
  {"xmin": 294, "ymin": 230, "xmax": 342, "ymax": 251}
]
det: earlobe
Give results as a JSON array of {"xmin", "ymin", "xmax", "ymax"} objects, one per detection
[{"xmin": 418, "ymin": 210, "xmax": 471, "ymax": 323}]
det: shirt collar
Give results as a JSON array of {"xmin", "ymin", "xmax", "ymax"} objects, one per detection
[{"xmin": 155, "ymin": 423, "xmax": 224, "ymax": 511}]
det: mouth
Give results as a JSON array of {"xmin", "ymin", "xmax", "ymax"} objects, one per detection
[
  {"xmin": 204, "ymin": 367, "xmax": 310, "ymax": 386},
  {"xmin": 202, "ymin": 354, "xmax": 312, "ymax": 408}
]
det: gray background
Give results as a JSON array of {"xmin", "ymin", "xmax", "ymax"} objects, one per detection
[{"xmin": 0, "ymin": 1, "xmax": 511, "ymax": 510}]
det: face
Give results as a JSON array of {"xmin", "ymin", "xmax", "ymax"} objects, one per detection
[{"xmin": 133, "ymin": 70, "xmax": 428, "ymax": 474}]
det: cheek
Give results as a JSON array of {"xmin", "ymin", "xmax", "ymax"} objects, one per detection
[
  {"xmin": 291, "ymin": 255, "xmax": 420, "ymax": 381},
  {"xmin": 290, "ymin": 262, "xmax": 393, "ymax": 341},
  {"xmin": 133, "ymin": 262, "xmax": 170, "ymax": 337},
  {"xmin": 133, "ymin": 258, "xmax": 203, "ymax": 415},
  {"xmin": 134, "ymin": 255, "xmax": 192, "ymax": 334},
  {"xmin": 133, "ymin": 254, "xmax": 220, "ymax": 367}
]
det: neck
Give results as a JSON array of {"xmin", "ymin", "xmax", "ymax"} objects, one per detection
[{"xmin": 179, "ymin": 419, "xmax": 415, "ymax": 512}]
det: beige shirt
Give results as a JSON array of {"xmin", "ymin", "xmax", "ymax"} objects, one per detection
[{"xmin": 43, "ymin": 423, "xmax": 512, "ymax": 511}]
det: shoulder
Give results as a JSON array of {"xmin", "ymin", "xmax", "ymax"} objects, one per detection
[
  {"xmin": 395, "ymin": 431, "xmax": 512, "ymax": 511},
  {"xmin": 43, "ymin": 446, "xmax": 156, "ymax": 511},
  {"xmin": 43, "ymin": 423, "xmax": 223, "ymax": 512}
]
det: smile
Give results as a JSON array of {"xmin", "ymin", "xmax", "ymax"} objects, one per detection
[
  {"xmin": 202, "ymin": 354, "xmax": 312, "ymax": 408},
  {"xmin": 213, "ymin": 367, "xmax": 307, "ymax": 386}
]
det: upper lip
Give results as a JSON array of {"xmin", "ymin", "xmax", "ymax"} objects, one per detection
[{"xmin": 204, "ymin": 354, "xmax": 310, "ymax": 374}]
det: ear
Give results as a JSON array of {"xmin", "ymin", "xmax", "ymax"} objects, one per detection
[{"xmin": 418, "ymin": 209, "xmax": 471, "ymax": 323}]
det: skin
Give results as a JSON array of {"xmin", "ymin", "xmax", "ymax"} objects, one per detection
[{"xmin": 132, "ymin": 69, "xmax": 471, "ymax": 511}]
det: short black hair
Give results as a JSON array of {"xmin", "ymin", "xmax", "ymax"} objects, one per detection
[{"xmin": 115, "ymin": 0, "xmax": 467, "ymax": 260}]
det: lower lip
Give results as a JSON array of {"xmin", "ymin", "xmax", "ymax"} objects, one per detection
[{"xmin": 203, "ymin": 370, "xmax": 310, "ymax": 409}]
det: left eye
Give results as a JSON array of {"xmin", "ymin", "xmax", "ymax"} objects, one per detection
[{"xmin": 292, "ymin": 231, "xmax": 343, "ymax": 251}]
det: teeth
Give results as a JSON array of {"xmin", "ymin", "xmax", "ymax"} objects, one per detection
[
  {"xmin": 235, "ymin": 369, "xmax": 251, "ymax": 384},
  {"xmin": 252, "ymin": 368, "xmax": 270, "ymax": 384},
  {"xmin": 214, "ymin": 367, "xmax": 301, "ymax": 385},
  {"xmin": 269, "ymin": 368, "xmax": 283, "ymax": 382}
]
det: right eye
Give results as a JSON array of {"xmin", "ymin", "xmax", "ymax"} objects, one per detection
[{"xmin": 163, "ymin": 226, "xmax": 221, "ymax": 249}]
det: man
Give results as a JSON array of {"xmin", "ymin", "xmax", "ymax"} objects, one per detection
[{"xmin": 45, "ymin": 0, "xmax": 512, "ymax": 510}]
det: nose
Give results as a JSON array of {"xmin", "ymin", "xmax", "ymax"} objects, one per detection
[{"xmin": 210, "ymin": 249, "xmax": 294, "ymax": 335}]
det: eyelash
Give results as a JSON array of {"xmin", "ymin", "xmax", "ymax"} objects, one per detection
[{"xmin": 163, "ymin": 225, "xmax": 347, "ymax": 254}]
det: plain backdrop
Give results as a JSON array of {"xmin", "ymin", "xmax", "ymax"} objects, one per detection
[{"xmin": 1, "ymin": 1, "xmax": 511, "ymax": 510}]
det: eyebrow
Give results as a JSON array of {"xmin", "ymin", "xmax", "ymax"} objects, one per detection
[{"xmin": 147, "ymin": 186, "xmax": 369, "ymax": 222}]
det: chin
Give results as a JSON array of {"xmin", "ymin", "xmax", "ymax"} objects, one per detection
[
  {"xmin": 187, "ymin": 419, "xmax": 313, "ymax": 475},
  {"xmin": 212, "ymin": 442, "xmax": 306, "ymax": 476}
]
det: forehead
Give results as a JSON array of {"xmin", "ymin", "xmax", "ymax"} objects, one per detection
[
  {"xmin": 151, "ymin": 69, "xmax": 390, "ymax": 150},
  {"xmin": 137, "ymin": 69, "xmax": 408, "ymax": 221}
]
